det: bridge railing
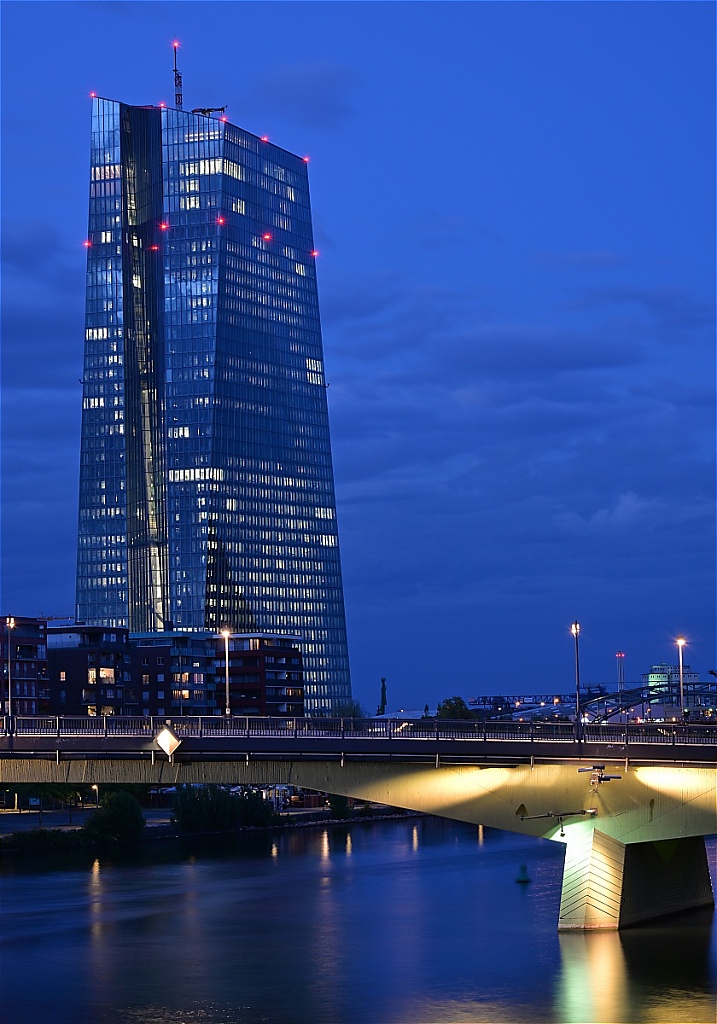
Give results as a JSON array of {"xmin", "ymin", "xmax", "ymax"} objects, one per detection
[{"xmin": 2, "ymin": 716, "xmax": 716, "ymax": 746}]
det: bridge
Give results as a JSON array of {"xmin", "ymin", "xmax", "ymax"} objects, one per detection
[
  {"xmin": 468, "ymin": 680, "xmax": 717, "ymax": 721},
  {"xmin": 2, "ymin": 715, "xmax": 715, "ymax": 932}
]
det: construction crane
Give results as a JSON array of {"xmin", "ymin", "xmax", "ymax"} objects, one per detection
[
  {"xmin": 191, "ymin": 105, "xmax": 227, "ymax": 117},
  {"xmin": 171, "ymin": 42, "xmax": 226, "ymax": 117}
]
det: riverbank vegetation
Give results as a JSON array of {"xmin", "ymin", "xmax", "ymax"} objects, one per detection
[
  {"xmin": 0, "ymin": 784, "xmax": 412, "ymax": 856},
  {"xmin": 2, "ymin": 790, "xmax": 146, "ymax": 852},
  {"xmin": 172, "ymin": 785, "xmax": 278, "ymax": 832}
]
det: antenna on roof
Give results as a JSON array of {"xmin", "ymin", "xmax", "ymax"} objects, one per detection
[{"xmin": 173, "ymin": 41, "xmax": 183, "ymax": 110}]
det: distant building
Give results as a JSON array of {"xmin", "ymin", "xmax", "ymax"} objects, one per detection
[
  {"xmin": 1, "ymin": 616, "xmax": 48, "ymax": 716},
  {"xmin": 132, "ymin": 632, "xmax": 304, "ymax": 718},
  {"xmin": 48, "ymin": 625, "xmax": 132, "ymax": 716},
  {"xmin": 642, "ymin": 662, "xmax": 699, "ymax": 698},
  {"xmin": 46, "ymin": 626, "xmax": 304, "ymax": 718},
  {"xmin": 131, "ymin": 632, "xmax": 215, "ymax": 718},
  {"xmin": 226, "ymin": 634, "xmax": 305, "ymax": 717},
  {"xmin": 74, "ymin": 96, "xmax": 351, "ymax": 713},
  {"xmin": 639, "ymin": 662, "xmax": 717, "ymax": 718}
]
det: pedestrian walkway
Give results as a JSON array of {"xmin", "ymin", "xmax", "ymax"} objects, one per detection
[{"xmin": 0, "ymin": 808, "xmax": 173, "ymax": 834}]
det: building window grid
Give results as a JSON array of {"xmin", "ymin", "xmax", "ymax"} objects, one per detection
[{"xmin": 76, "ymin": 99, "xmax": 351, "ymax": 704}]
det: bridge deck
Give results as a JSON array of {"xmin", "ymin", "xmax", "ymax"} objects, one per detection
[{"xmin": 1, "ymin": 716, "xmax": 715, "ymax": 765}]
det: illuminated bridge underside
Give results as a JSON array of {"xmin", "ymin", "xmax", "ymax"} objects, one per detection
[{"xmin": 2, "ymin": 721, "xmax": 715, "ymax": 931}]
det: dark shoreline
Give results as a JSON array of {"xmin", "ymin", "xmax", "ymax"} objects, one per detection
[{"xmin": 0, "ymin": 809, "xmax": 423, "ymax": 858}]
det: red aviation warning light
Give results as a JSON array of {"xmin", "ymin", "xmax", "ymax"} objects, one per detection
[
  {"xmin": 89, "ymin": 92, "xmax": 97, "ymax": 99},
  {"xmin": 262, "ymin": 233, "xmax": 272, "ymax": 241},
  {"xmin": 83, "ymin": 240, "xmax": 92, "ymax": 248},
  {"xmin": 260, "ymin": 136, "xmax": 269, "ymax": 143},
  {"xmin": 216, "ymin": 216, "xmax": 225, "ymax": 225},
  {"xmin": 159, "ymin": 102, "xmax": 167, "ymax": 109},
  {"xmin": 149, "ymin": 245, "xmax": 159, "ymax": 251},
  {"xmin": 160, "ymin": 222, "xmax": 169, "ymax": 231},
  {"xmin": 302, "ymin": 156, "xmax": 310, "ymax": 163},
  {"xmin": 310, "ymin": 250, "xmax": 319, "ymax": 258}
]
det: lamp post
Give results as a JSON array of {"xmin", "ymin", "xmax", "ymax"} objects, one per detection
[
  {"xmin": 5, "ymin": 617, "xmax": 16, "ymax": 718},
  {"xmin": 221, "ymin": 629, "xmax": 231, "ymax": 716},
  {"xmin": 616, "ymin": 651, "xmax": 625, "ymax": 724},
  {"xmin": 676, "ymin": 636, "xmax": 686, "ymax": 718},
  {"xmin": 571, "ymin": 621, "xmax": 581, "ymax": 739}
]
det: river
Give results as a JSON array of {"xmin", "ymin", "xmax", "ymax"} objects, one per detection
[{"xmin": 1, "ymin": 818, "xmax": 715, "ymax": 1023}]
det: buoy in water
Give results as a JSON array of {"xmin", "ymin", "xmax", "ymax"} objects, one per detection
[{"xmin": 516, "ymin": 863, "xmax": 531, "ymax": 884}]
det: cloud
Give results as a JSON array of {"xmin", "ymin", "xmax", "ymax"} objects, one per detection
[
  {"xmin": 322, "ymin": 271, "xmax": 714, "ymax": 619},
  {"xmin": 1, "ymin": 219, "xmax": 85, "ymax": 389},
  {"xmin": 535, "ymin": 250, "xmax": 625, "ymax": 267},
  {"xmin": 573, "ymin": 286, "xmax": 714, "ymax": 332},
  {"xmin": 410, "ymin": 214, "xmax": 504, "ymax": 249},
  {"xmin": 324, "ymin": 275, "xmax": 646, "ymax": 380},
  {"xmin": 2, "ymin": 219, "xmax": 83, "ymax": 292},
  {"xmin": 554, "ymin": 490, "xmax": 658, "ymax": 533},
  {"xmin": 247, "ymin": 62, "xmax": 361, "ymax": 131}
]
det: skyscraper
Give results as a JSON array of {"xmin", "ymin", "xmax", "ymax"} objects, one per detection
[{"xmin": 76, "ymin": 97, "xmax": 351, "ymax": 712}]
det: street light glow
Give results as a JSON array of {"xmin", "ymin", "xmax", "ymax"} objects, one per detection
[
  {"xmin": 570, "ymin": 621, "xmax": 581, "ymax": 740},
  {"xmin": 5, "ymin": 617, "xmax": 15, "ymax": 717},
  {"xmin": 221, "ymin": 629, "xmax": 232, "ymax": 716},
  {"xmin": 676, "ymin": 636, "xmax": 687, "ymax": 716}
]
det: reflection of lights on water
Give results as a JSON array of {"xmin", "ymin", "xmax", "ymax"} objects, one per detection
[
  {"xmin": 345, "ymin": 834, "xmax": 352, "ymax": 856},
  {"xmin": 557, "ymin": 931, "xmax": 628, "ymax": 1023},
  {"xmin": 412, "ymin": 825, "xmax": 419, "ymax": 851},
  {"xmin": 478, "ymin": 824, "xmax": 484, "ymax": 846},
  {"xmin": 271, "ymin": 842, "xmax": 278, "ymax": 858},
  {"xmin": 89, "ymin": 858, "xmax": 103, "ymax": 939},
  {"xmin": 321, "ymin": 830, "xmax": 330, "ymax": 862}
]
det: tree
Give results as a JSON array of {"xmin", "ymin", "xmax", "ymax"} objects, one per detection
[
  {"xmin": 436, "ymin": 696, "xmax": 474, "ymax": 720},
  {"xmin": 83, "ymin": 791, "xmax": 146, "ymax": 843},
  {"xmin": 333, "ymin": 699, "xmax": 366, "ymax": 719},
  {"xmin": 172, "ymin": 785, "xmax": 277, "ymax": 833},
  {"xmin": 327, "ymin": 793, "xmax": 351, "ymax": 818}
]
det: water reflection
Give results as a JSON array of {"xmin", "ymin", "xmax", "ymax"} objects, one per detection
[
  {"xmin": 0, "ymin": 821, "xmax": 714, "ymax": 1024},
  {"xmin": 556, "ymin": 913, "xmax": 716, "ymax": 1024},
  {"xmin": 557, "ymin": 931, "xmax": 630, "ymax": 1023}
]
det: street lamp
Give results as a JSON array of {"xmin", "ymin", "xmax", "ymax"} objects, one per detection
[
  {"xmin": 221, "ymin": 629, "xmax": 231, "ymax": 716},
  {"xmin": 676, "ymin": 636, "xmax": 686, "ymax": 718},
  {"xmin": 616, "ymin": 651, "xmax": 625, "ymax": 724},
  {"xmin": 5, "ymin": 617, "xmax": 16, "ymax": 718},
  {"xmin": 571, "ymin": 621, "xmax": 581, "ymax": 739}
]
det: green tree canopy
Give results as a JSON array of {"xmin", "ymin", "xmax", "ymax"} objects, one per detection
[
  {"xmin": 83, "ymin": 791, "xmax": 146, "ymax": 843},
  {"xmin": 436, "ymin": 696, "xmax": 474, "ymax": 720},
  {"xmin": 333, "ymin": 699, "xmax": 366, "ymax": 719}
]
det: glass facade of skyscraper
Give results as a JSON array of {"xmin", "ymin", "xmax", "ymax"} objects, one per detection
[{"xmin": 76, "ymin": 98, "xmax": 351, "ymax": 712}]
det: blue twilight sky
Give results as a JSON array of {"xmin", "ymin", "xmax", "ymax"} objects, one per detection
[{"xmin": 1, "ymin": 1, "xmax": 714, "ymax": 712}]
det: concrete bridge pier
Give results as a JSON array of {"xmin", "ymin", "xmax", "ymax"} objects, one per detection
[{"xmin": 558, "ymin": 827, "xmax": 714, "ymax": 930}]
